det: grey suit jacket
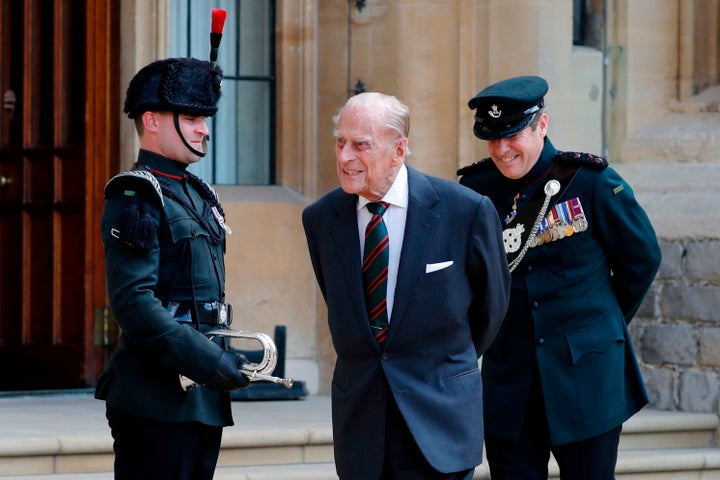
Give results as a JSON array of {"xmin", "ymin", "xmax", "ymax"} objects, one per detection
[{"xmin": 302, "ymin": 166, "xmax": 510, "ymax": 478}]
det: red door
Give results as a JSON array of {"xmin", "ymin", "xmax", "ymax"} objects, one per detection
[{"xmin": 0, "ymin": 0, "xmax": 118, "ymax": 390}]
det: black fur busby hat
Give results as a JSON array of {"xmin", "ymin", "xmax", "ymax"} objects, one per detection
[
  {"xmin": 468, "ymin": 76, "xmax": 548, "ymax": 140},
  {"xmin": 124, "ymin": 57, "xmax": 223, "ymax": 119}
]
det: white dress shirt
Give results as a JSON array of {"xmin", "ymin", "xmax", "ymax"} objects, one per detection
[{"xmin": 357, "ymin": 164, "xmax": 408, "ymax": 322}]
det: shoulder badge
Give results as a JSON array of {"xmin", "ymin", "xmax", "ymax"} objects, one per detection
[
  {"xmin": 457, "ymin": 157, "xmax": 494, "ymax": 176},
  {"xmin": 556, "ymin": 151, "xmax": 608, "ymax": 170},
  {"xmin": 104, "ymin": 169, "xmax": 164, "ymax": 208}
]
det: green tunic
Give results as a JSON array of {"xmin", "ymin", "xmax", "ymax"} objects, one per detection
[{"xmin": 458, "ymin": 138, "xmax": 661, "ymax": 445}]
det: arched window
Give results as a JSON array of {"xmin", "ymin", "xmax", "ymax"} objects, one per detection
[{"xmin": 170, "ymin": 0, "xmax": 275, "ymax": 185}]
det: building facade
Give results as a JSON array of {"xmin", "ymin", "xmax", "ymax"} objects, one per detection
[{"xmin": 2, "ymin": 0, "xmax": 718, "ymax": 409}]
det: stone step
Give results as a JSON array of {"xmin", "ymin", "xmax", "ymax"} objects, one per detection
[
  {"xmin": 670, "ymin": 84, "xmax": 720, "ymax": 114},
  {"xmin": 618, "ymin": 448, "xmax": 720, "ymax": 479},
  {"xmin": 8, "ymin": 449, "xmax": 720, "ymax": 480},
  {"xmin": 622, "ymin": 84, "xmax": 720, "ymax": 164},
  {"xmin": 621, "ymin": 112, "xmax": 720, "ymax": 164},
  {"xmin": 612, "ymin": 162, "xmax": 720, "ymax": 239},
  {"xmin": 620, "ymin": 409, "xmax": 719, "ymax": 450},
  {"xmin": 0, "ymin": 394, "xmax": 717, "ymax": 478},
  {"xmin": 0, "ymin": 463, "xmax": 340, "ymax": 480}
]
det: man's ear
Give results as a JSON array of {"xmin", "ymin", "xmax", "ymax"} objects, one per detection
[
  {"xmin": 392, "ymin": 137, "xmax": 408, "ymax": 164},
  {"xmin": 538, "ymin": 112, "xmax": 549, "ymax": 137},
  {"xmin": 142, "ymin": 111, "xmax": 159, "ymax": 132}
]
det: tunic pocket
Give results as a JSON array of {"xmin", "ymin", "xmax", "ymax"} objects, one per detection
[
  {"xmin": 566, "ymin": 316, "xmax": 627, "ymax": 424},
  {"xmin": 164, "ymin": 216, "xmax": 220, "ymax": 291}
]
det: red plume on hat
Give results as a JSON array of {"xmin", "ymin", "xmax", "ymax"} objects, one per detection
[{"xmin": 210, "ymin": 9, "xmax": 227, "ymax": 64}]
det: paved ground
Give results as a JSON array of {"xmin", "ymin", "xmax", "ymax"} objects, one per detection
[{"xmin": 0, "ymin": 391, "xmax": 332, "ymax": 450}]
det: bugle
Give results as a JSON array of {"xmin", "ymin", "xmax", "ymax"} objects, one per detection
[{"xmin": 180, "ymin": 329, "xmax": 294, "ymax": 391}]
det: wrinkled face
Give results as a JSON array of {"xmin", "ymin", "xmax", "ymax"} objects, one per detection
[
  {"xmin": 147, "ymin": 111, "xmax": 210, "ymax": 164},
  {"xmin": 486, "ymin": 113, "xmax": 548, "ymax": 180},
  {"xmin": 334, "ymin": 106, "xmax": 406, "ymax": 201}
]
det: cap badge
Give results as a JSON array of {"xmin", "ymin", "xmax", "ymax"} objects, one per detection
[{"xmin": 488, "ymin": 104, "xmax": 502, "ymax": 119}]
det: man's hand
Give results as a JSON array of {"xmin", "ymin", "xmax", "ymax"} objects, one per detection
[{"xmin": 205, "ymin": 351, "xmax": 250, "ymax": 391}]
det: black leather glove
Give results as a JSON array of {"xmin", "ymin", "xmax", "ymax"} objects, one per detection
[{"xmin": 205, "ymin": 351, "xmax": 250, "ymax": 391}]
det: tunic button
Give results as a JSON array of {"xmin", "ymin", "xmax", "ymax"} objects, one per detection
[
  {"xmin": 527, "ymin": 265, "xmax": 533, "ymax": 273},
  {"xmin": 536, "ymin": 338, "xmax": 545, "ymax": 346},
  {"xmin": 382, "ymin": 353, "xmax": 389, "ymax": 360},
  {"xmin": 531, "ymin": 301, "xmax": 539, "ymax": 309}
]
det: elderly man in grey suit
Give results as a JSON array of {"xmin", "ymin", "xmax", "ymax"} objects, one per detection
[{"xmin": 302, "ymin": 92, "xmax": 511, "ymax": 480}]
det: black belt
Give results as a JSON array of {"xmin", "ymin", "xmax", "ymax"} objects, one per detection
[{"xmin": 165, "ymin": 301, "xmax": 233, "ymax": 326}]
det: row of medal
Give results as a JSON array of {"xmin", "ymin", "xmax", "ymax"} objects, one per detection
[{"xmin": 529, "ymin": 197, "xmax": 589, "ymax": 248}]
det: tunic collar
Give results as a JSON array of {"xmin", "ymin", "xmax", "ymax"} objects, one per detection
[{"xmin": 135, "ymin": 149, "xmax": 189, "ymax": 180}]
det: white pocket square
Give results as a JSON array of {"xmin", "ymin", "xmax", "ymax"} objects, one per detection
[{"xmin": 425, "ymin": 260, "xmax": 453, "ymax": 273}]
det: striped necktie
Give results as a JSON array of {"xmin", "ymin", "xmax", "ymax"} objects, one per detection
[{"xmin": 363, "ymin": 202, "xmax": 390, "ymax": 343}]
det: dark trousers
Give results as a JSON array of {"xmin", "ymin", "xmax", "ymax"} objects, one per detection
[
  {"xmin": 380, "ymin": 384, "xmax": 475, "ymax": 480},
  {"xmin": 106, "ymin": 405, "xmax": 223, "ymax": 480},
  {"xmin": 485, "ymin": 376, "xmax": 621, "ymax": 480}
]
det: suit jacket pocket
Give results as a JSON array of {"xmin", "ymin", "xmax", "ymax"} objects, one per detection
[{"xmin": 421, "ymin": 261, "xmax": 457, "ymax": 285}]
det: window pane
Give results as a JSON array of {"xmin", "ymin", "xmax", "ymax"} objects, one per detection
[
  {"xmin": 573, "ymin": 0, "xmax": 586, "ymax": 45},
  {"xmin": 169, "ymin": 0, "xmax": 274, "ymax": 185},
  {"xmin": 239, "ymin": 1, "xmax": 273, "ymax": 77}
]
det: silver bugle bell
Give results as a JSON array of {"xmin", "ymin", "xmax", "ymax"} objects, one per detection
[{"xmin": 179, "ymin": 329, "xmax": 294, "ymax": 391}]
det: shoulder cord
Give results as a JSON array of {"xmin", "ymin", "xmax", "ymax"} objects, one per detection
[
  {"xmin": 508, "ymin": 165, "xmax": 581, "ymax": 273},
  {"xmin": 186, "ymin": 173, "xmax": 224, "ymax": 217},
  {"xmin": 508, "ymin": 188, "xmax": 553, "ymax": 273}
]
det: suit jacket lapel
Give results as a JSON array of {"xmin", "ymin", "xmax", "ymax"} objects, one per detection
[{"xmin": 386, "ymin": 167, "xmax": 439, "ymax": 344}]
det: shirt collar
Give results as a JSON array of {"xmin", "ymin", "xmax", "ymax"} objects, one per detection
[{"xmin": 357, "ymin": 163, "xmax": 409, "ymax": 212}]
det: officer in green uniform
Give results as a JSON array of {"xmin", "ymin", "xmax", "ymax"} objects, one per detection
[
  {"xmin": 95, "ymin": 57, "xmax": 249, "ymax": 480},
  {"xmin": 458, "ymin": 76, "xmax": 662, "ymax": 479}
]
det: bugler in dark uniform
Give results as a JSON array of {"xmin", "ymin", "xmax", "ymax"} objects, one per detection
[
  {"xmin": 458, "ymin": 76, "xmax": 662, "ymax": 479},
  {"xmin": 95, "ymin": 50, "xmax": 249, "ymax": 479}
]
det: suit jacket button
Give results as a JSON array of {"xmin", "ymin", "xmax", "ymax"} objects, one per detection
[
  {"xmin": 531, "ymin": 301, "xmax": 539, "ymax": 309},
  {"xmin": 382, "ymin": 353, "xmax": 389, "ymax": 360},
  {"xmin": 536, "ymin": 337, "xmax": 545, "ymax": 346}
]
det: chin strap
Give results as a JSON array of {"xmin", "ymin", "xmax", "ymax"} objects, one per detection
[{"xmin": 174, "ymin": 112, "xmax": 208, "ymax": 158}]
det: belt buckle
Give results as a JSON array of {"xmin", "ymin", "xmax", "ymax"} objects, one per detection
[{"xmin": 212, "ymin": 302, "xmax": 232, "ymax": 327}]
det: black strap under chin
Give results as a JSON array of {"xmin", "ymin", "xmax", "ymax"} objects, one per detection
[{"xmin": 173, "ymin": 112, "xmax": 207, "ymax": 158}]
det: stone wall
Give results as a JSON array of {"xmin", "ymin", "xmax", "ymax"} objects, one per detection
[{"xmin": 634, "ymin": 238, "xmax": 720, "ymax": 414}]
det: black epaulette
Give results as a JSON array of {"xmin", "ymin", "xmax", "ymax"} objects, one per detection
[
  {"xmin": 104, "ymin": 170, "xmax": 163, "ymax": 250},
  {"xmin": 556, "ymin": 151, "xmax": 608, "ymax": 170},
  {"xmin": 456, "ymin": 157, "xmax": 494, "ymax": 176},
  {"xmin": 104, "ymin": 170, "xmax": 164, "ymax": 208}
]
